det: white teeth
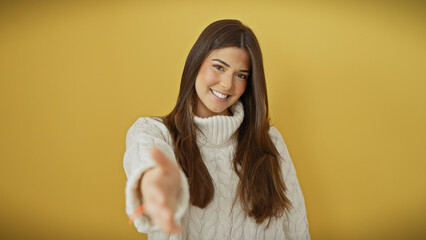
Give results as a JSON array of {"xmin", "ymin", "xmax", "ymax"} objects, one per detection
[{"xmin": 211, "ymin": 89, "xmax": 228, "ymax": 99}]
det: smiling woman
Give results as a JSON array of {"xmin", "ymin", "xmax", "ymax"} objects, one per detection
[
  {"xmin": 195, "ymin": 47, "xmax": 250, "ymax": 117},
  {"xmin": 123, "ymin": 19, "xmax": 310, "ymax": 240}
]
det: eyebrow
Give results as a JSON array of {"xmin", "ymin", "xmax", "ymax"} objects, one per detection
[{"xmin": 212, "ymin": 59, "xmax": 250, "ymax": 73}]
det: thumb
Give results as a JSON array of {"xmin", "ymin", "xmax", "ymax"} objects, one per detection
[{"xmin": 151, "ymin": 147, "xmax": 174, "ymax": 172}]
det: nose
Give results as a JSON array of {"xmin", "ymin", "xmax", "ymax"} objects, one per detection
[{"xmin": 219, "ymin": 73, "xmax": 233, "ymax": 91}]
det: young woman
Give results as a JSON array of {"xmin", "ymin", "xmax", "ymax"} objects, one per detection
[{"xmin": 124, "ymin": 19, "xmax": 310, "ymax": 240}]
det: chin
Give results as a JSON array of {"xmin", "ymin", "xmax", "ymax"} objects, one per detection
[
  {"xmin": 211, "ymin": 108, "xmax": 227, "ymax": 114},
  {"xmin": 205, "ymin": 105, "xmax": 226, "ymax": 115}
]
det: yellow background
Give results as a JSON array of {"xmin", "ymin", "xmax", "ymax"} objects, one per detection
[{"xmin": 1, "ymin": 1, "xmax": 425, "ymax": 239}]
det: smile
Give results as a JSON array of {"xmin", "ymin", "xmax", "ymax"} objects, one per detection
[{"xmin": 211, "ymin": 89, "xmax": 229, "ymax": 99}]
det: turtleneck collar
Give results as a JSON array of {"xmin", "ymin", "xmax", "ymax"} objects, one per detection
[{"xmin": 193, "ymin": 101, "xmax": 244, "ymax": 146}]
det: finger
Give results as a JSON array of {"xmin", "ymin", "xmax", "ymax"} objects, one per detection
[
  {"xmin": 147, "ymin": 204, "xmax": 182, "ymax": 234},
  {"xmin": 151, "ymin": 148, "xmax": 175, "ymax": 171},
  {"xmin": 165, "ymin": 211, "xmax": 182, "ymax": 233},
  {"xmin": 159, "ymin": 208, "xmax": 182, "ymax": 234},
  {"xmin": 149, "ymin": 207, "xmax": 171, "ymax": 232}
]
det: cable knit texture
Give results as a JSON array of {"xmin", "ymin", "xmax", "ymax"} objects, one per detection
[{"xmin": 123, "ymin": 102, "xmax": 310, "ymax": 240}]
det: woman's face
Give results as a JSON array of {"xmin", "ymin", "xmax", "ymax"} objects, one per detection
[{"xmin": 194, "ymin": 46, "xmax": 250, "ymax": 118}]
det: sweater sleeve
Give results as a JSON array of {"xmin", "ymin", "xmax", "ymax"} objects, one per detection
[
  {"xmin": 269, "ymin": 126, "xmax": 311, "ymax": 240},
  {"xmin": 123, "ymin": 117, "xmax": 190, "ymax": 233}
]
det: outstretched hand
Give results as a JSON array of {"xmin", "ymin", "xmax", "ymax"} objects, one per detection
[{"xmin": 140, "ymin": 148, "xmax": 182, "ymax": 234}]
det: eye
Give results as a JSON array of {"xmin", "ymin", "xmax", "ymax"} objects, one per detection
[
  {"xmin": 236, "ymin": 73, "xmax": 248, "ymax": 80},
  {"xmin": 213, "ymin": 64, "xmax": 224, "ymax": 71}
]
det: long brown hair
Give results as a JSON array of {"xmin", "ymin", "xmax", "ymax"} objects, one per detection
[{"xmin": 163, "ymin": 19, "xmax": 292, "ymax": 225}]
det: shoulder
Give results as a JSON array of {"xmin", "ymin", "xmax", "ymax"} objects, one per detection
[
  {"xmin": 268, "ymin": 125, "xmax": 286, "ymax": 149},
  {"xmin": 130, "ymin": 116, "xmax": 165, "ymax": 131},
  {"xmin": 268, "ymin": 125, "xmax": 282, "ymax": 142},
  {"xmin": 126, "ymin": 117, "xmax": 171, "ymax": 142},
  {"xmin": 268, "ymin": 125, "xmax": 291, "ymax": 162}
]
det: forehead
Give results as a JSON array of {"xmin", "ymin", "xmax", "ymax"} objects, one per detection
[{"xmin": 207, "ymin": 47, "xmax": 251, "ymax": 69}]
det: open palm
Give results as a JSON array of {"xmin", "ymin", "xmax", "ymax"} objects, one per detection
[{"xmin": 140, "ymin": 148, "xmax": 182, "ymax": 234}]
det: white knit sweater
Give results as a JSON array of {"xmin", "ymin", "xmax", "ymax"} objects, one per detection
[{"xmin": 123, "ymin": 102, "xmax": 310, "ymax": 240}]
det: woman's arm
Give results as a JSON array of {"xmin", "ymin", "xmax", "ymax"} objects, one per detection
[
  {"xmin": 269, "ymin": 126, "xmax": 311, "ymax": 240},
  {"xmin": 123, "ymin": 117, "xmax": 190, "ymax": 233}
]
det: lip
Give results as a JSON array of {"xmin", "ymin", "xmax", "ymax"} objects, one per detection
[{"xmin": 210, "ymin": 89, "xmax": 230, "ymax": 102}]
